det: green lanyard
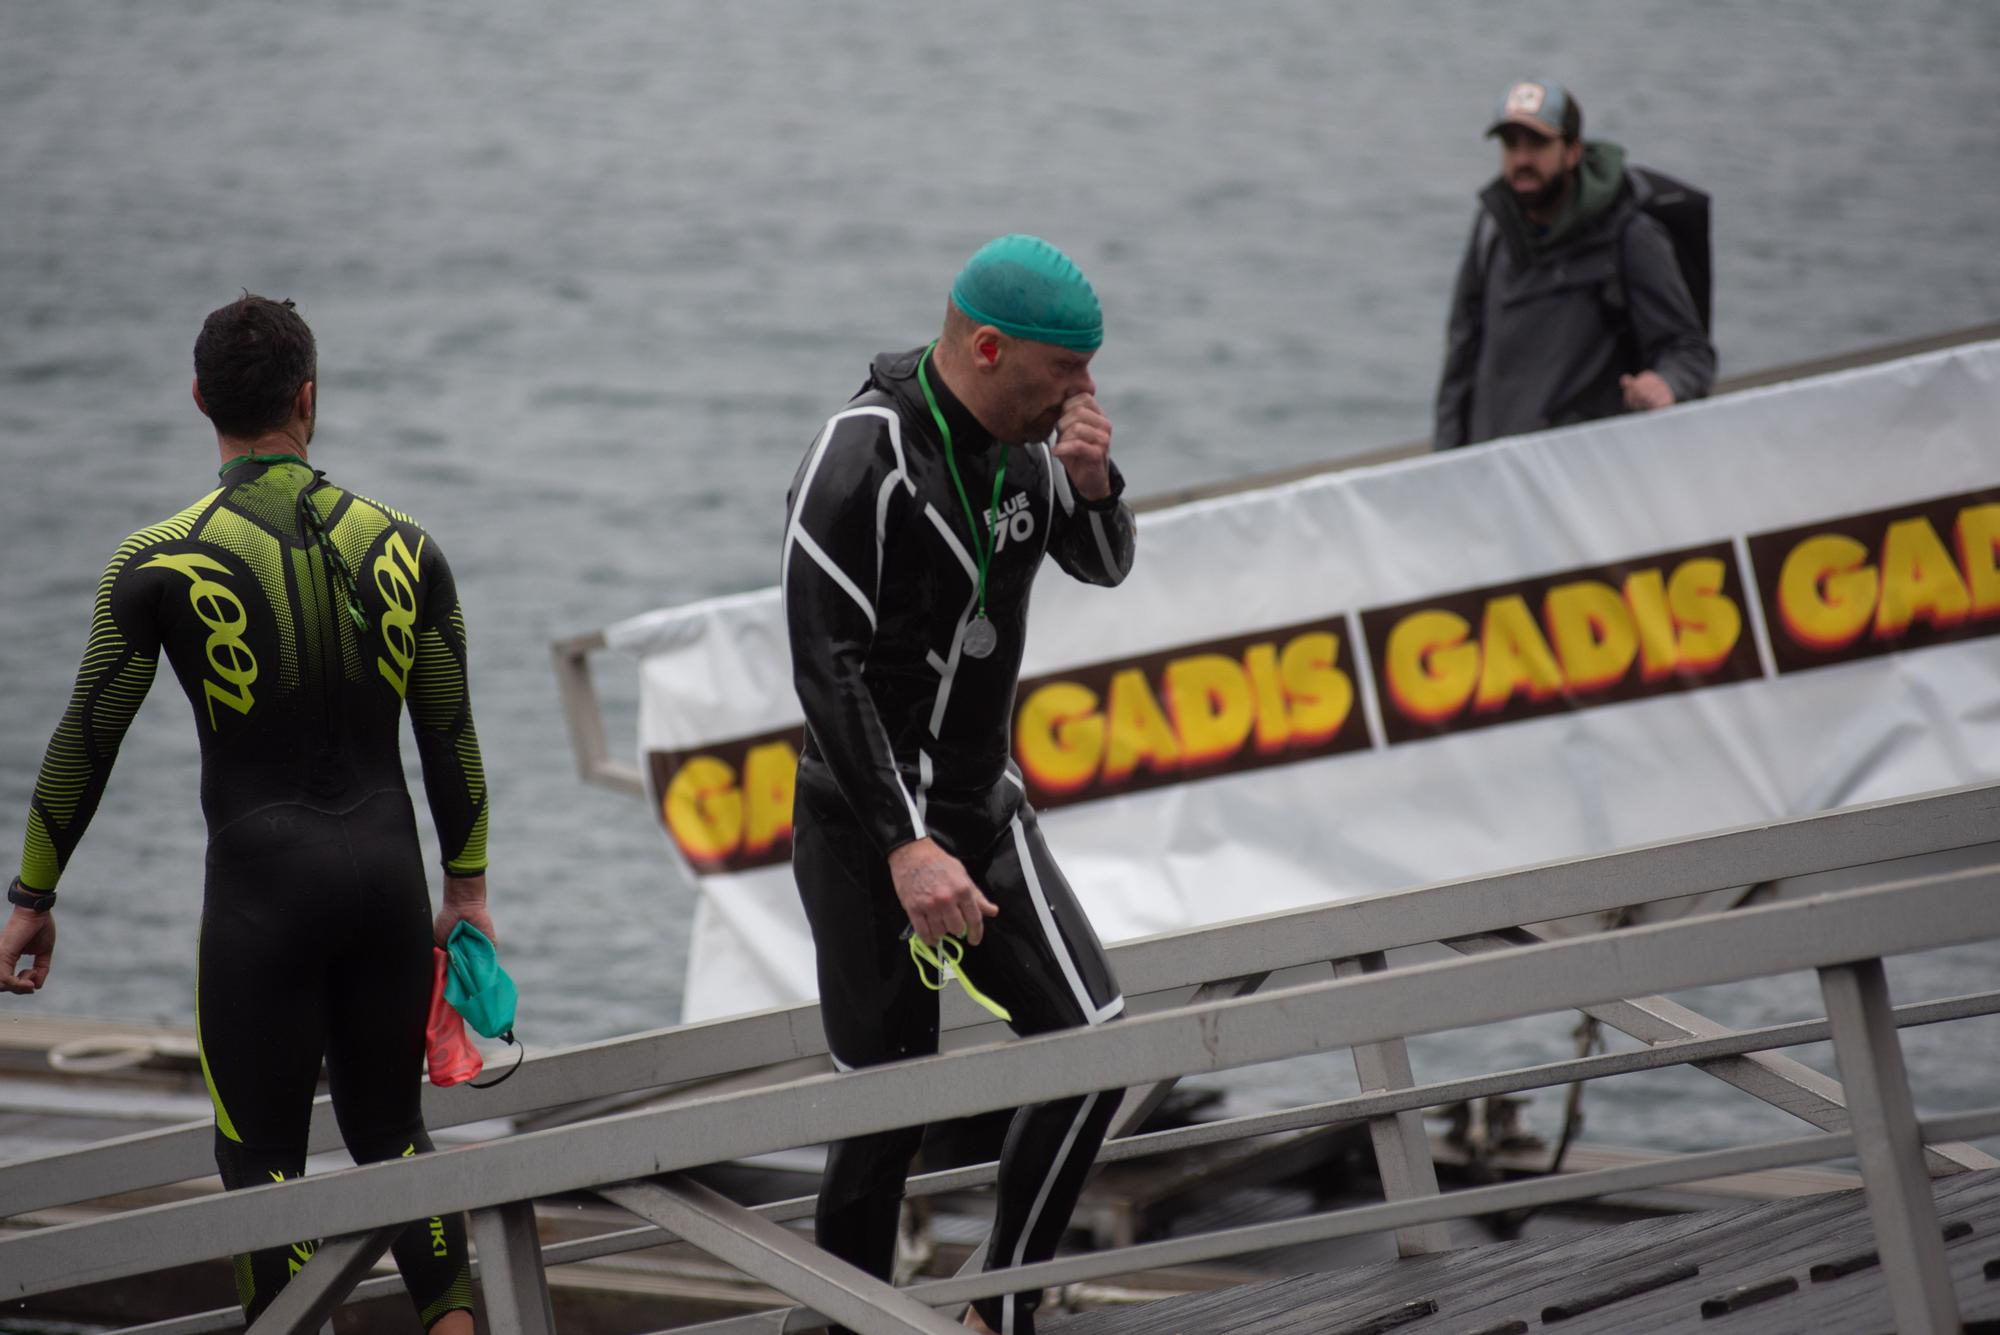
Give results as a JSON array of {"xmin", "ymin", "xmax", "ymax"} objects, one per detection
[{"xmin": 916, "ymin": 343, "xmax": 1007, "ymax": 620}]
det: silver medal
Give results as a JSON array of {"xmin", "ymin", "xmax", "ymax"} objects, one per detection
[{"xmin": 962, "ymin": 616, "xmax": 999, "ymax": 660}]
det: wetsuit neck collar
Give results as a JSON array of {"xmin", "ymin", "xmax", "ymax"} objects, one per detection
[
  {"xmin": 904, "ymin": 347, "xmax": 998, "ymax": 455},
  {"xmin": 218, "ymin": 451, "xmax": 311, "ymax": 479}
]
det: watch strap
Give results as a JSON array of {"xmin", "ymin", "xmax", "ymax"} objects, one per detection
[
  {"xmin": 1080, "ymin": 460, "xmax": 1127, "ymax": 512},
  {"xmin": 7, "ymin": 878, "xmax": 56, "ymax": 912}
]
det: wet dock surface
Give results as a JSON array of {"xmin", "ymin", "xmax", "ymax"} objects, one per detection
[{"xmin": 1048, "ymin": 1168, "xmax": 2000, "ymax": 1335}]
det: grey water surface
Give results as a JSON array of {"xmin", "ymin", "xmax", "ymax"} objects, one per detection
[{"xmin": 3, "ymin": 1, "xmax": 1996, "ymax": 1153}]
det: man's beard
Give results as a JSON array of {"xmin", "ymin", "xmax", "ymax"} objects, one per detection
[
  {"xmin": 1513, "ymin": 170, "xmax": 1569, "ymax": 215},
  {"xmin": 997, "ymin": 394, "xmax": 1063, "ymax": 445}
]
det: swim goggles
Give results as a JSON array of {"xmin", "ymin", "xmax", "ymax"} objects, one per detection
[{"xmin": 907, "ymin": 933, "xmax": 1012, "ymax": 1022}]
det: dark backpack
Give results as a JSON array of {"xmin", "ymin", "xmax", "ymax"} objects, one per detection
[
  {"xmin": 1473, "ymin": 164, "xmax": 1713, "ymax": 333},
  {"xmin": 1626, "ymin": 166, "xmax": 1712, "ymax": 333}
]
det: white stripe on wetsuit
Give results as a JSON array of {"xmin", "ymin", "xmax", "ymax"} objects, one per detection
[
  {"xmin": 923, "ymin": 503, "xmax": 982, "ymax": 738},
  {"xmin": 1003, "ymin": 783, "xmax": 1116, "ymax": 1335},
  {"xmin": 779, "ymin": 419, "xmax": 833, "ymax": 595},
  {"xmin": 1009, "ymin": 815, "xmax": 1124, "ymax": 1027},
  {"xmin": 924, "ymin": 502, "xmax": 979, "ymax": 581},
  {"xmin": 1002, "ymin": 1089, "xmax": 1109, "ymax": 1335},
  {"xmin": 925, "ymin": 598, "xmax": 978, "ymax": 739},
  {"xmin": 1045, "ymin": 442, "xmax": 1076, "ymax": 517},
  {"xmin": 1088, "ymin": 510, "xmax": 1123, "ymax": 578},
  {"xmin": 1045, "ymin": 440, "xmax": 1126, "ymax": 579},
  {"xmin": 784, "ymin": 406, "xmax": 913, "ymax": 613},
  {"xmin": 866, "ymin": 407, "xmax": 916, "ymax": 599},
  {"xmin": 789, "ymin": 528, "xmax": 876, "ymax": 628},
  {"xmin": 874, "ymin": 472, "xmax": 903, "ymax": 595},
  {"xmin": 784, "ymin": 407, "xmax": 924, "ymax": 839},
  {"xmin": 881, "ymin": 716, "xmax": 925, "ymax": 838}
]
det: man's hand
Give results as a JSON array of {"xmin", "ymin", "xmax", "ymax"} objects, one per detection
[
  {"xmin": 888, "ymin": 838, "xmax": 998, "ymax": 947},
  {"xmin": 1052, "ymin": 394, "xmax": 1113, "ymax": 500},
  {"xmin": 434, "ymin": 873, "xmax": 496, "ymax": 948},
  {"xmin": 0, "ymin": 907, "xmax": 55, "ymax": 995},
  {"xmin": 1620, "ymin": 371, "xmax": 1677, "ymax": 412}
]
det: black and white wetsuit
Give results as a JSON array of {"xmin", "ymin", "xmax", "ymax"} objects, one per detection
[{"xmin": 784, "ymin": 346, "xmax": 1136, "ymax": 1335}]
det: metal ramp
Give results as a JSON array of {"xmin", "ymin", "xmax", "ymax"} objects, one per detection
[
  {"xmin": 1046, "ymin": 1167, "xmax": 2000, "ymax": 1334},
  {"xmin": 3, "ymin": 782, "xmax": 1998, "ymax": 1335}
]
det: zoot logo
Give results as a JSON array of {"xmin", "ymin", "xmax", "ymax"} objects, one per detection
[
  {"xmin": 374, "ymin": 531, "xmax": 426, "ymax": 696},
  {"xmin": 140, "ymin": 551, "xmax": 258, "ymax": 729}
]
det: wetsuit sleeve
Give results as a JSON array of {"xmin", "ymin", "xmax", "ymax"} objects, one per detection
[
  {"xmin": 15, "ymin": 541, "xmax": 162, "ymax": 894},
  {"xmin": 1623, "ymin": 213, "xmax": 1717, "ymax": 403},
  {"xmin": 1434, "ymin": 214, "xmax": 1487, "ymax": 451},
  {"xmin": 1045, "ymin": 452, "xmax": 1135, "ymax": 588},
  {"xmin": 783, "ymin": 413, "xmax": 928, "ymax": 853},
  {"xmin": 405, "ymin": 535, "xmax": 488, "ymax": 877}
]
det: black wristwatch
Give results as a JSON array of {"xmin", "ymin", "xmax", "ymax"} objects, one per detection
[
  {"xmin": 1081, "ymin": 461, "xmax": 1127, "ymax": 512},
  {"xmin": 6, "ymin": 878, "xmax": 56, "ymax": 912}
]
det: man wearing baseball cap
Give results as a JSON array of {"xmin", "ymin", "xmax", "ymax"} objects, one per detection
[
  {"xmin": 1433, "ymin": 79, "xmax": 1715, "ymax": 449},
  {"xmin": 782, "ymin": 234, "xmax": 1135, "ymax": 1334}
]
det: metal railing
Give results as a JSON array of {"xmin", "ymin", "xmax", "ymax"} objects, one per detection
[{"xmin": 3, "ymin": 782, "xmax": 1997, "ymax": 1335}]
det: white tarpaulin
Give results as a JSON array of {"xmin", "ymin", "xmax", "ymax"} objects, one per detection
[{"xmin": 608, "ymin": 342, "xmax": 2000, "ymax": 1022}]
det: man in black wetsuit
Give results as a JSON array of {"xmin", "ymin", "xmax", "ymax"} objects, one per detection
[
  {"xmin": 784, "ymin": 235, "xmax": 1136, "ymax": 1335},
  {"xmin": 0, "ymin": 295, "xmax": 491, "ymax": 1331}
]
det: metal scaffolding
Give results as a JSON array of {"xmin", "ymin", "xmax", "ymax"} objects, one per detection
[{"xmin": 3, "ymin": 782, "xmax": 1997, "ymax": 1335}]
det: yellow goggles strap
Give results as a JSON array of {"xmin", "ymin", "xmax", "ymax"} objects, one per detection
[{"xmin": 907, "ymin": 934, "xmax": 1012, "ymax": 1022}]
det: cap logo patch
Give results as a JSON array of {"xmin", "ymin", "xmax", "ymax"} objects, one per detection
[{"xmin": 1506, "ymin": 83, "xmax": 1546, "ymax": 114}]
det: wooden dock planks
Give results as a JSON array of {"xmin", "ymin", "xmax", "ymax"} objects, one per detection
[{"xmin": 1047, "ymin": 1167, "xmax": 2000, "ymax": 1334}]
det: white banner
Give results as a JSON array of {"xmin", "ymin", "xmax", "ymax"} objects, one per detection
[{"xmin": 609, "ymin": 342, "xmax": 2000, "ymax": 1023}]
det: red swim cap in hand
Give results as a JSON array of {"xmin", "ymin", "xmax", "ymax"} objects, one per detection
[{"xmin": 426, "ymin": 947, "xmax": 484, "ymax": 1087}]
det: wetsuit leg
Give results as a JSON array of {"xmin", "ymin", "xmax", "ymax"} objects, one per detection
[
  {"xmin": 956, "ymin": 806, "xmax": 1125, "ymax": 1335},
  {"xmin": 322, "ymin": 792, "xmax": 472, "ymax": 1327},
  {"xmin": 792, "ymin": 779, "xmax": 937, "ymax": 1305},
  {"xmin": 195, "ymin": 796, "xmax": 470, "ymax": 1328},
  {"xmin": 197, "ymin": 809, "xmax": 342, "ymax": 1320}
]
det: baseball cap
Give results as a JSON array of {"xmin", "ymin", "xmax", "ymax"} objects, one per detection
[{"xmin": 1485, "ymin": 80, "xmax": 1581, "ymax": 141}]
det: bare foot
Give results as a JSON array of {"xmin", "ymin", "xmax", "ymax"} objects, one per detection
[{"xmin": 962, "ymin": 1305, "xmax": 998, "ymax": 1334}]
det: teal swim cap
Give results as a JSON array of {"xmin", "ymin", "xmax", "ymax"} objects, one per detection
[
  {"xmin": 444, "ymin": 921, "xmax": 517, "ymax": 1040},
  {"xmin": 950, "ymin": 234, "xmax": 1103, "ymax": 352}
]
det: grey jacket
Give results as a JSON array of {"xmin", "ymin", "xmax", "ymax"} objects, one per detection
[{"xmin": 1433, "ymin": 143, "xmax": 1716, "ymax": 450}]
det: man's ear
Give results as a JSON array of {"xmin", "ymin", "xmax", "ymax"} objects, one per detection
[
  {"xmin": 974, "ymin": 328, "xmax": 1003, "ymax": 369},
  {"xmin": 192, "ymin": 377, "xmax": 210, "ymax": 420},
  {"xmin": 296, "ymin": 380, "xmax": 315, "ymax": 422},
  {"xmin": 1564, "ymin": 139, "xmax": 1584, "ymax": 172}
]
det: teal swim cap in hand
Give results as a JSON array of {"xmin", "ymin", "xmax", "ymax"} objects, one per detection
[
  {"xmin": 443, "ymin": 921, "xmax": 518, "ymax": 1041},
  {"xmin": 950, "ymin": 234, "xmax": 1104, "ymax": 351}
]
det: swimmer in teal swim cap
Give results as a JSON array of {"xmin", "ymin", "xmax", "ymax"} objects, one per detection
[
  {"xmin": 782, "ymin": 231, "xmax": 1133, "ymax": 1335},
  {"xmin": 937, "ymin": 234, "xmax": 1114, "ymax": 496}
]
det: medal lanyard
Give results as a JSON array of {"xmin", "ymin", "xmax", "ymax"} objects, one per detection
[{"xmin": 917, "ymin": 343, "xmax": 1007, "ymax": 621}]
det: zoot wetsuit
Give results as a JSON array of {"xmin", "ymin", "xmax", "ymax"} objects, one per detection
[
  {"xmin": 15, "ymin": 456, "xmax": 483, "ymax": 1327},
  {"xmin": 784, "ymin": 347, "xmax": 1137, "ymax": 1335}
]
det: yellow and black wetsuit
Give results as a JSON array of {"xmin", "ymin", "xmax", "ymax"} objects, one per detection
[{"xmin": 15, "ymin": 455, "xmax": 482, "ymax": 1327}]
